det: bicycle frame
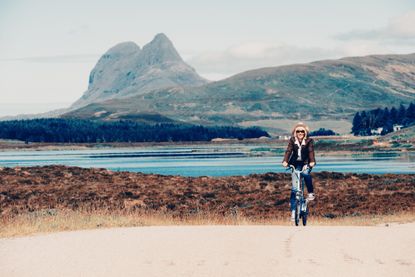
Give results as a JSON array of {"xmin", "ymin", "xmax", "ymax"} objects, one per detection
[
  {"xmin": 289, "ymin": 165, "xmax": 308, "ymax": 191},
  {"xmin": 288, "ymin": 165, "xmax": 309, "ymax": 226}
]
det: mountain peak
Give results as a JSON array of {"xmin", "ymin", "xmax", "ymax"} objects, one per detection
[
  {"xmin": 153, "ymin": 33, "xmax": 170, "ymax": 43},
  {"xmin": 71, "ymin": 33, "xmax": 207, "ymax": 109},
  {"xmin": 139, "ymin": 33, "xmax": 182, "ymax": 65},
  {"xmin": 106, "ymin": 41, "xmax": 141, "ymax": 56}
]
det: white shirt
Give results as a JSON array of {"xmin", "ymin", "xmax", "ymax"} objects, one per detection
[{"xmin": 294, "ymin": 137, "xmax": 306, "ymax": 161}]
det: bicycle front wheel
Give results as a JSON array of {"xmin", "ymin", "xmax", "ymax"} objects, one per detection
[{"xmin": 295, "ymin": 201, "xmax": 301, "ymax": 226}]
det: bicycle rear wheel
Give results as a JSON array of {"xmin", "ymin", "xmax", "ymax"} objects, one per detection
[{"xmin": 302, "ymin": 205, "xmax": 309, "ymax": 226}]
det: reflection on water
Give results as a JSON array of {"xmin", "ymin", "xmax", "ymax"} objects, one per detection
[{"xmin": 0, "ymin": 146, "xmax": 414, "ymax": 176}]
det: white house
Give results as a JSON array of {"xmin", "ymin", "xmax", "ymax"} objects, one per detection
[
  {"xmin": 277, "ymin": 135, "xmax": 290, "ymax": 140},
  {"xmin": 371, "ymin": 127, "xmax": 383, "ymax": 135},
  {"xmin": 393, "ymin": 124, "xmax": 403, "ymax": 132}
]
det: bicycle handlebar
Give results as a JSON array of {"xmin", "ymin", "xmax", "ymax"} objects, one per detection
[{"xmin": 285, "ymin": 164, "xmax": 309, "ymax": 173}]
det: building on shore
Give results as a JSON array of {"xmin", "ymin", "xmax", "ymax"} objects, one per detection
[
  {"xmin": 393, "ymin": 124, "xmax": 403, "ymax": 132},
  {"xmin": 370, "ymin": 127, "xmax": 383, "ymax": 135}
]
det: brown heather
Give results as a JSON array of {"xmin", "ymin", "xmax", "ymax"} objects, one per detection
[{"xmin": 0, "ymin": 165, "xmax": 414, "ymax": 237}]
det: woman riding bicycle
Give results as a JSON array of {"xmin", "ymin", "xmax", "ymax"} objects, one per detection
[{"xmin": 282, "ymin": 122, "xmax": 316, "ymax": 221}]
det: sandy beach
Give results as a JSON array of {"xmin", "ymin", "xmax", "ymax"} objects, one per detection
[{"xmin": 1, "ymin": 223, "xmax": 414, "ymax": 277}]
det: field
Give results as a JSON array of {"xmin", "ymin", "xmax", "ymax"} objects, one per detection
[{"xmin": 1, "ymin": 165, "xmax": 414, "ymax": 237}]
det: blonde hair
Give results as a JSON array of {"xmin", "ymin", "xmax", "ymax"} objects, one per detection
[{"xmin": 291, "ymin": 122, "xmax": 310, "ymax": 138}]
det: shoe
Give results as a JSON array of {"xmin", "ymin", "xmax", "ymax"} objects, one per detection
[
  {"xmin": 307, "ymin": 193, "xmax": 315, "ymax": 201},
  {"xmin": 290, "ymin": 210, "xmax": 295, "ymax": 221}
]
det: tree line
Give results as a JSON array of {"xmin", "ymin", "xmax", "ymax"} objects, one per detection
[
  {"xmin": 309, "ymin": 128, "xmax": 337, "ymax": 136},
  {"xmin": 0, "ymin": 118, "xmax": 269, "ymax": 143},
  {"xmin": 352, "ymin": 102, "xmax": 415, "ymax": 136}
]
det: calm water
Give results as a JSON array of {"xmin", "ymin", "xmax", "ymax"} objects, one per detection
[{"xmin": 0, "ymin": 145, "xmax": 414, "ymax": 176}]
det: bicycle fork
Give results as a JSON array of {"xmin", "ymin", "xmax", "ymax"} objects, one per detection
[
  {"xmin": 295, "ymin": 192, "xmax": 308, "ymax": 212},
  {"xmin": 292, "ymin": 172, "xmax": 308, "ymax": 214}
]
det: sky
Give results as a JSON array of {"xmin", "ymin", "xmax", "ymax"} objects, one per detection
[{"xmin": 0, "ymin": 0, "xmax": 415, "ymax": 116}]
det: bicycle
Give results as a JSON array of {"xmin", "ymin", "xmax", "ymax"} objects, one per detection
[{"xmin": 287, "ymin": 164, "xmax": 310, "ymax": 226}]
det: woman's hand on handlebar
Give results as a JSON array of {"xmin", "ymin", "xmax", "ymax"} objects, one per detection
[
  {"xmin": 282, "ymin": 161, "xmax": 288, "ymax": 168},
  {"xmin": 309, "ymin": 162, "xmax": 315, "ymax": 168}
]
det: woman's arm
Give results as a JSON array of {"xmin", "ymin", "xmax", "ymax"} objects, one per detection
[
  {"xmin": 308, "ymin": 139, "xmax": 316, "ymax": 166},
  {"xmin": 282, "ymin": 138, "xmax": 294, "ymax": 164}
]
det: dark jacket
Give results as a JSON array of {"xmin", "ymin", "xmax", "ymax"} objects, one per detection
[{"xmin": 282, "ymin": 137, "xmax": 316, "ymax": 166}]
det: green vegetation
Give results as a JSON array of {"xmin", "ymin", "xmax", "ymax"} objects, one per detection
[
  {"xmin": 309, "ymin": 128, "xmax": 337, "ymax": 136},
  {"xmin": 352, "ymin": 102, "xmax": 415, "ymax": 136},
  {"xmin": 0, "ymin": 118, "xmax": 269, "ymax": 143},
  {"xmin": 314, "ymin": 139, "xmax": 373, "ymax": 151}
]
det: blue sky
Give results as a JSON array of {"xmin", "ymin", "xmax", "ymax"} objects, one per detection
[{"xmin": 1, "ymin": 0, "xmax": 414, "ymax": 116}]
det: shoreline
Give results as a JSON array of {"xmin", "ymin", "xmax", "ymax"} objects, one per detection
[{"xmin": 0, "ymin": 138, "xmax": 414, "ymax": 157}]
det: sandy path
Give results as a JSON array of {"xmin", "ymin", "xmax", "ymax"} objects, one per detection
[{"xmin": 1, "ymin": 224, "xmax": 414, "ymax": 277}]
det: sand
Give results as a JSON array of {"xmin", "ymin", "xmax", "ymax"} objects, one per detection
[{"xmin": 0, "ymin": 224, "xmax": 414, "ymax": 277}]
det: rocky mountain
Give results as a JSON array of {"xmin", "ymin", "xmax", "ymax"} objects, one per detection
[
  {"xmin": 64, "ymin": 52, "xmax": 415, "ymax": 135},
  {"xmin": 71, "ymin": 33, "xmax": 208, "ymax": 108}
]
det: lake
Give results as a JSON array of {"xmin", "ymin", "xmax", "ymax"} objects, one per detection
[{"xmin": 0, "ymin": 145, "xmax": 414, "ymax": 176}]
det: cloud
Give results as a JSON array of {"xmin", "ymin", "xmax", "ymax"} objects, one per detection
[
  {"xmin": 66, "ymin": 24, "xmax": 90, "ymax": 36},
  {"xmin": 187, "ymin": 39, "xmax": 415, "ymax": 81},
  {"xmin": 187, "ymin": 42, "xmax": 344, "ymax": 79},
  {"xmin": 338, "ymin": 41, "xmax": 389, "ymax": 57},
  {"xmin": 335, "ymin": 10, "xmax": 415, "ymax": 42},
  {"xmin": 0, "ymin": 54, "xmax": 99, "ymax": 63},
  {"xmin": 189, "ymin": 11, "xmax": 415, "ymax": 80}
]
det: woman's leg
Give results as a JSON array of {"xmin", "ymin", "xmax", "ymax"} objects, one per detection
[
  {"xmin": 301, "ymin": 168, "xmax": 314, "ymax": 193},
  {"xmin": 290, "ymin": 190, "xmax": 296, "ymax": 211}
]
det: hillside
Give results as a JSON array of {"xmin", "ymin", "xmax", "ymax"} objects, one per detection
[
  {"xmin": 379, "ymin": 125, "xmax": 415, "ymax": 142},
  {"xmin": 65, "ymin": 52, "xmax": 415, "ymax": 135}
]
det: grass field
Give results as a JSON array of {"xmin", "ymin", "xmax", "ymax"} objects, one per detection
[{"xmin": 2, "ymin": 209, "xmax": 414, "ymax": 238}]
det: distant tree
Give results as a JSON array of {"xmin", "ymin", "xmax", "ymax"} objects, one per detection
[
  {"xmin": 352, "ymin": 112, "xmax": 363, "ymax": 135},
  {"xmin": 360, "ymin": 111, "xmax": 368, "ymax": 128},
  {"xmin": 372, "ymin": 107, "xmax": 384, "ymax": 128},
  {"xmin": 382, "ymin": 107, "xmax": 390, "ymax": 124},
  {"xmin": 390, "ymin": 107, "xmax": 398, "ymax": 124},
  {"xmin": 0, "ymin": 118, "xmax": 270, "ymax": 143},
  {"xmin": 381, "ymin": 107, "xmax": 393, "ymax": 133},
  {"xmin": 309, "ymin": 128, "xmax": 336, "ymax": 136},
  {"xmin": 381, "ymin": 118, "xmax": 394, "ymax": 135},
  {"xmin": 397, "ymin": 103, "xmax": 406, "ymax": 124},
  {"xmin": 404, "ymin": 102, "xmax": 415, "ymax": 126},
  {"xmin": 359, "ymin": 111, "xmax": 372, "ymax": 135},
  {"xmin": 351, "ymin": 102, "xmax": 415, "ymax": 136}
]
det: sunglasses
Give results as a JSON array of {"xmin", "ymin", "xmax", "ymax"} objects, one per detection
[{"xmin": 296, "ymin": 130, "xmax": 305, "ymax": 133}]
